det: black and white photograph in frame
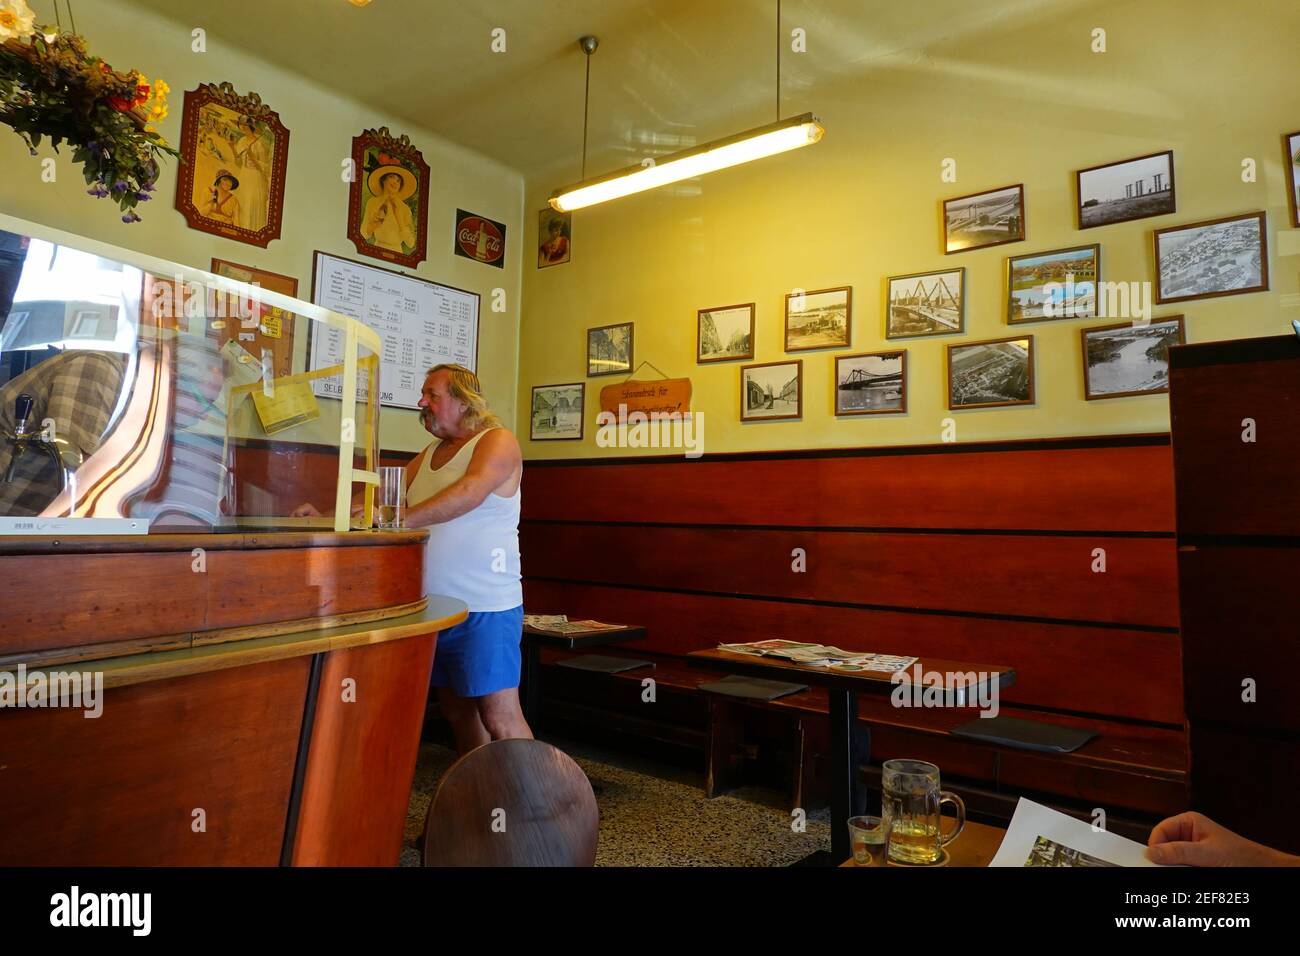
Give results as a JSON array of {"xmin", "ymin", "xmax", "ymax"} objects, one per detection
[
  {"xmin": 785, "ymin": 286, "xmax": 851, "ymax": 351},
  {"xmin": 586, "ymin": 322, "xmax": 633, "ymax": 377},
  {"xmin": 1154, "ymin": 212, "xmax": 1268, "ymax": 305},
  {"xmin": 1076, "ymin": 150, "xmax": 1176, "ymax": 229},
  {"xmin": 886, "ymin": 268, "xmax": 964, "ymax": 338},
  {"xmin": 943, "ymin": 184, "xmax": 1025, "ymax": 254},
  {"xmin": 530, "ymin": 383, "xmax": 584, "ymax": 440},
  {"xmin": 741, "ymin": 360, "xmax": 802, "ymax": 421},
  {"xmin": 1081, "ymin": 316, "xmax": 1185, "ymax": 401},
  {"xmin": 697, "ymin": 303, "xmax": 755, "ymax": 362},
  {"xmin": 947, "ymin": 336, "xmax": 1034, "ymax": 410},
  {"xmin": 836, "ymin": 350, "xmax": 906, "ymax": 416}
]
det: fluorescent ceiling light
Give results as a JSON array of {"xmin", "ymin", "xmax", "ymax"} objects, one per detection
[{"xmin": 549, "ymin": 112, "xmax": 824, "ymax": 212}]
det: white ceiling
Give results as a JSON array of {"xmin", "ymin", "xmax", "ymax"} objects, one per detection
[{"xmin": 125, "ymin": 0, "xmax": 1114, "ymax": 186}]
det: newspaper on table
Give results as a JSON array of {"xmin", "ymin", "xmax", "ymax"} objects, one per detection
[
  {"xmin": 526, "ymin": 616, "xmax": 626, "ymax": 634},
  {"xmin": 989, "ymin": 797, "xmax": 1163, "ymax": 867},
  {"xmin": 524, "ymin": 614, "xmax": 568, "ymax": 628},
  {"xmin": 716, "ymin": 639, "xmax": 917, "ymax": 673}
]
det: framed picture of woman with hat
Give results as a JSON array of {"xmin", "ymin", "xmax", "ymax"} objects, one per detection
[
  {"xmin": 174, "ymin": 82, "xmax": 290, "ymax": 248},
  {"xmin": 347, "ymin": 127, "xmax": 431, "ymax": 269}
]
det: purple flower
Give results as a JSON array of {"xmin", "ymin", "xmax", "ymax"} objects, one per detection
[
  {"xmin": 112, "ymin": 180, "xmax": 129, "ymax": 192},
  {"xmin": 135, "ymin": 192, "xmax": 151, "ymax": 201},
  {"xmin": 121, "ymin": 212, "xmax": 142, "ymax": 224}
]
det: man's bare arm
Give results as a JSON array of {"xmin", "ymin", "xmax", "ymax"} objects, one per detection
[{"xmin": 404, "ymin": 429, "xmax": 520, "ymax": 527}]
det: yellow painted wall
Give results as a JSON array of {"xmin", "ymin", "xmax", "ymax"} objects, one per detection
[
  {"xmin": 0, "ymin": 0, "xmax": 524, "ymax": 455},
  {"xmin": 518, "ymin": 0, "xmax": 1300, "ymax": 460}
]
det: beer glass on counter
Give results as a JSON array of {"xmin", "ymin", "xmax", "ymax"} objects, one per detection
[
  {"xmin": 881, "ymin": 758, "xmax": 965, "ymax": 865},
  {"xmin": 377, "ymin": 466, "xmax": 405, "ymax": 529}
]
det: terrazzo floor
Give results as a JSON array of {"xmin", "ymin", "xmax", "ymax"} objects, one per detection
[{"xmin": 399, "ymin": 735, "xmax": 831, "ymax": 867}]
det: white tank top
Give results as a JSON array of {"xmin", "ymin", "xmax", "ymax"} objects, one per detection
[{"xmin": 407, "ymin": 427, "xmax": 522, "ymax": 613}]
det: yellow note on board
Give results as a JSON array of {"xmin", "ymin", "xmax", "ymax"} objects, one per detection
[
  {"xmin": 251, "ymin": 380, "xmax": 321, "ymax": 435},
  {"xmin": 260, "ymin": 308, "xmax": 283, "ymax": 339}
]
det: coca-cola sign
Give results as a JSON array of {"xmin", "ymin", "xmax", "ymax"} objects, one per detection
[{"xmin": 453, "ymin": 209, "xmax": 506, "ymax": 268}]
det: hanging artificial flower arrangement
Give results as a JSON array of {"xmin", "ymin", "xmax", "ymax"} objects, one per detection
[{"xmin": 0, "ymin": 0, "xmax": 179, "ymax": 222}]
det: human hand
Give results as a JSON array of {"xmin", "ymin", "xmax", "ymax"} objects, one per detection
[
  {"xmin": 1147, "ymin": 812, "xmax": 1298, "ymax": 867},
  {"xmin": 291, "ymin": 502, "xmax": 322, "ymax": 518}
]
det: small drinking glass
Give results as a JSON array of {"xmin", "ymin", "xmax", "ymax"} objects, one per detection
[
  {"xmin": 847, "ymin": 815, "xmax": 890, "ymax": 866},
  {"xmin": 377, "ymin": 466, "xmax": 406, "ymax": 529}
]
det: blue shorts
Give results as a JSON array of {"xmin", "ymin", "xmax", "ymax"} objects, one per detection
[{"xmin": 430, "ymin": 605, "xmax": 524, "ymax": 698}]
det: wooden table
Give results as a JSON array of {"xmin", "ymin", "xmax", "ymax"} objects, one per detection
[
  {"xmin": 686, "ymin": 647, "xmax": 1015, "ymax": 865},
  {"xmin": 520, "ymin": 623, "xmax": 647, "ymax": 726},
  {"xmin": 840, "ymin": 819, "xmax": 1007, "ymax": 868}
]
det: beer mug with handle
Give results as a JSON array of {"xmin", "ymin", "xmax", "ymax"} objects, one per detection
[{"xmin": 881, "ymin": 758, "xmax": 965, "ymax": 864}]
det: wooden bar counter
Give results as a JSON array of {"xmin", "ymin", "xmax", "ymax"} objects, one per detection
[{"xmin": 0, "ymin": 529, "xmax": 466, "ymax": 866}]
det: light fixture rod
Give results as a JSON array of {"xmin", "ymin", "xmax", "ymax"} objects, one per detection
[
  {"xmin": 579, "ymin": 35, "xmax": 598, "ymax": 183},
  {"xmin": 776, "ymin": 0, "xmax": 781, "ymax": 122}
]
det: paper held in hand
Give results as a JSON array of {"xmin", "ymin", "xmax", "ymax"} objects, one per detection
[
  {"xmin": 989, "ymin": 797, "xmax": 1163, "ymax": 867},
  {"xmin": 717, "ymin": 639, "xmax": 917, "ymax": 673}
]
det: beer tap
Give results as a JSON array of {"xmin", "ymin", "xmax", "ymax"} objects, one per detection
[{"xmin": 2, "ymin": 393, "xmax": 83, "ymax": 491}]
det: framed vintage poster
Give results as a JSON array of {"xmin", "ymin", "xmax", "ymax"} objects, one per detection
[
  {"xmin": 1284, "ymin": 131, "xmax": 1300, "ymax": 229},
  {"xmin": 943, "ymin": 184, "xmax": 1024, "ymax": 254},
  {"xmin": 210, "ymin": 258, "xmax": 298, "ymax": 379},
  {"xmin": 347, "ymin": 127, "xmax": 430, "ymax": 269},
  {"xmin": 586, "ymin": 322, "xmax": 633, "ymax": 377},
  {"xmin": 741, "ymin": 360, "xmax": 802, "ymax": 421},
  {"xmin": 1007, "ymin": 244, "xmax": 1100, "ymax": 324},
  {"xmin": 1081, "ymin": 316, "xmax": 1185, "ymax": 401},
  {"xmin": 530, "ymin": 383, "xmax": 584, "ymax": 440},
  {"xmin": 697, "ymin": 302, "xmax": 755, "ymax": 363},
  {"xmin": 174, "ymin": 82, "xmax": 290, "ymax": 248},
  {"xmin": 1076, "ymin": 150, "xmax": 1176, "ymax": 230},
  {"xmin": 947, "ymin": 336, "xmax": 1034, "ymax": 410},
  {"xmin": 886, "ymin": 268, "xmax": 964, "ymax": 339},
  {"xmin": 784, "ymin": 286, "xmax": 851, "ymax": 351},
  {"xmin": 836, "ymin": 350, "xmax": 906, "ymax": 416},
  {"xmin": 454, "ymin": 209, "xmax": 507, "ymax": 269},
  {"xmin": 538, "ymin": 207, "xmax": 572, "ymax": 267},
  {"xmin": 1153, "ymin": 212, "xmax": 1268, "ymax": 305}
]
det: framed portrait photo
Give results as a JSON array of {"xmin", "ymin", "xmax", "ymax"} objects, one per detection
[
  {"xmin": 785, "ymin": 286, "xmax": 851, "ymax": 351},
  {"xmin": 538, "ymin": 207, "xmax": 572, "ymax": 268},
  {"xmin": 886, "ymin": 268, "xmax": 964, "ymax": 338},
  {"xmin": 836, "ymin": 350, "xmax": 906, "ymax": 416},
  {"xmin": 1076, "ymin": 150, "xmax": 1175, "ymax": 229},
  {"xmin": 587, "ymin": 322, "xmax": 633, "ymax": 377},
  {"xmin": 697, "ymin": 303, "xmax": 755, "ymax": 363},
  {"xmin": 947, "ymin": 336, "xmax": 1034, "ymax": 410},
  {"xmin": 1154, "ymin": 212, "xmax": 1268, "ymax": 305},
  {"xmin": 741, "ymin": 360, "xmax": 802, "ymax": 422},
  {"xmin": 174, "ymin": 82, "xmax": 290, "ymax": 248},
  {"xmin": 1081, "ymin": 316, "xmax": 1185, "ymax": 401},
  {"xmin": 347, "ymin": 127, "xmax": 430, "ymax": 269},
  {"xmin": 943, "ymin": 184, "xmax": 1024, "ymax": 254},
  {"xmin": 530, "ymin": 383, "xmax": 584, "ymax": 440},
  {"xmin": 1284, "ymin": 131, "xmax": 1300, "ymax": 229},
  {"xmin": 1007, "ymin": 244, "xmax": 1100, "ymax": 324}
]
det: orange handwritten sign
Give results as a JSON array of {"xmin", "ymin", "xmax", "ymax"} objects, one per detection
[{"xmin": 599, "ymin": 378, "xmax": 692, "ymax": 419}]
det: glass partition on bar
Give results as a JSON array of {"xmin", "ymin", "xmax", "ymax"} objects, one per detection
[{"xmin": 0, "ymin": 213, "xmax": 380, "ymax": 534}]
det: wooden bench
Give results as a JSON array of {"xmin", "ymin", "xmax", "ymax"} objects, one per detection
[{"xmin": 521, "ymin": 435, "xmax": 1189, "ymax": 834}]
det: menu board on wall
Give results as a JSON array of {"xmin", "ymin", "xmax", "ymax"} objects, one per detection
[{"xmin": 307, "ymin": 251, "xmax": 479, "ymax": 410}]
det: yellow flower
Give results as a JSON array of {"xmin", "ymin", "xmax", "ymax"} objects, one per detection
[
  {"xmin": 145, "ymin": 124, "xmax": 156, "ymax": 133},
  {"xmin": 155, "ymin": 78, "xmax": 170, "ymax": 95}
]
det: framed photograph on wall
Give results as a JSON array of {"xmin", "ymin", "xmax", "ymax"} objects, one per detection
[
  {"xmin": 1284, "ymin": 131, "xmax": 1300, "ymax": 229},
  {"xmin": 943, "ymin": 184, "xmax": 1024, "ymax": 254},
  {"xmin": 530, "ymin": 383, "xmax": 584, "ymax": 440},
  {"xmin": 1081, "ymin": 316, "xmax": 1185, "ymax": 401},
  {"xmin": 947, "ymin": 336, "xmax": 1034, "ymax": 409},
  {"xmin": 1076, "ymin": 150, "xmax": 1176, "ymax": 229},
  {"xmin": 886, "ymin": 268, "xmax": 964, "ymax": 338},
  {"xmin": 174, "ymin": 82, "xmax": 290, "ymax": 248},
  {"xmin": 347, "ymin": 127, "xmax": 430, "ymax": 269},
  {"xmin": 697, "ymin": 303, "xmax": 755, "ymax": 363},
  {"xmin": 741, "ymin": 360, "xmax": 802, "ymax": 421},
  {"xmin": 538, "ymin": 207, "xmax": 572, "ymax": 267},
  {"xmin": 1007, "ymin": 244, "xmax": 1100, "ymax": 324},
  {"xmin": 587, "ymin": 322, "xmax": 633, "ymax": 377},
  {"xmin": 836, "ymin": 350, "xmax": 906, "ymax": 416},
  {"xmin": 210, "ymin": 258, "xmax": 298, "ymax": 379},
  {"xmin": 785, "ymin": 286, "xmax": 851, "ymax": 351},
  {"xmin": 1154, "ymin": 212, "xmax": 1268, "ymax": 305}
]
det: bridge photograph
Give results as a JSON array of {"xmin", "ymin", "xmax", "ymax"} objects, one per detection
[
  {"xmin": 836, "ymin": 350, "xmax": 906, "ymax": 415},
  {"xmin": 1077, "ymin": 150, "xmax": 1176, "ymax": 228},
  {"xmin": 888, "ymin": 267, "xmax": 965, "ymax": 337}
]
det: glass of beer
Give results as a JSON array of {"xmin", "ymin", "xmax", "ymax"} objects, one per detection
[
  {"xmin": 377, "ymin": 466, "xmax": 405, "ymax": 530},
  {"xmin": 847, "ymin": 815, "xmax": 890, "ymax": 866},
  {"xmin": 881, "ymin": 758, "xmax": 965, "ymax": 865}
]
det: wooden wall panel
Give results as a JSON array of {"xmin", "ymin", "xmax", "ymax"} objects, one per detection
[
  {"xmin": 291, "ymin": 632, "xmax": 437, "ymax": 866},
  {"xmin": 523, "ymin": 580, "xmax": 1184, "ymax": 725},
  {"xmin": 0, "ymin": 657, "xmax": 309, "ymax": 865},
  {"xmin": 521, "ymin": 524, "xmax": 1178, "ymax": 628},
  {"xmin": 522, "ymin": 440, "xmax": 1175, "ymax": 532}
]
